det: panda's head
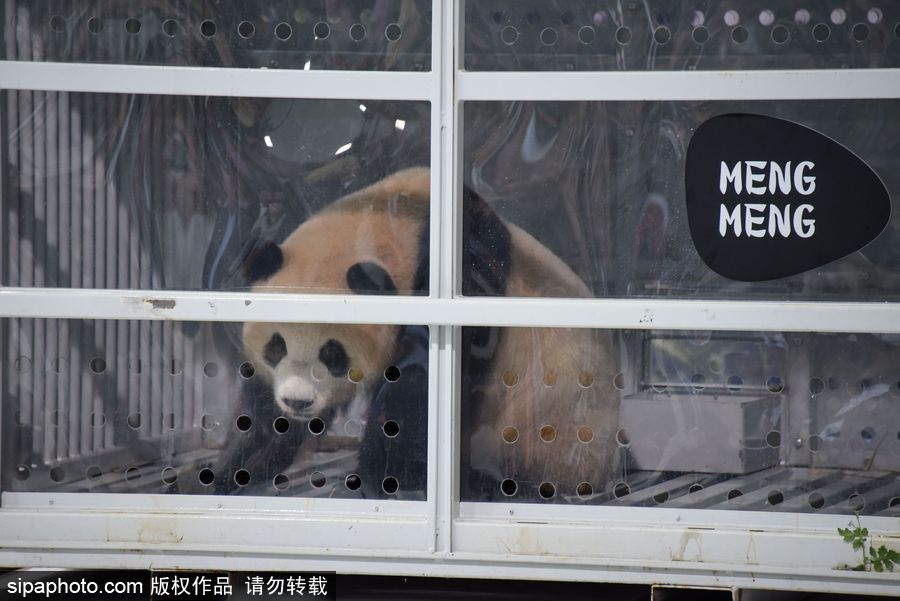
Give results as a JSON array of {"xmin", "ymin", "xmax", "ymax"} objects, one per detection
[{"xmin": 241, "ymin": 168, "xmax": 430, "ymax": 422}]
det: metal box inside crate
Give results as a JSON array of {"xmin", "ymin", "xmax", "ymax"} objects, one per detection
[{"xmin": 622, "ymin": 393, "xmax": 780, "ymax": 474}]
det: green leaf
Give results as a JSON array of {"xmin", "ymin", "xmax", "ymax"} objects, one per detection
[
  {"xmin": 852, "ymin": 540, "xmax": 864, "ymax": 550},
  {"xmin": 873, "ymin": 560, "xmax": 884, "ymax": 573}
]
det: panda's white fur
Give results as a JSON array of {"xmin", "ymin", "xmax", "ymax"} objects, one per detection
[{"xmin": 243, "ymin": 167, "xmax": 619, "ymax": 497}]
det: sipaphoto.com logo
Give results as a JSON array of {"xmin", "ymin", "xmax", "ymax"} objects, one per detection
[{"xmin": 685, "ymin": 113, "xmax": 891, "ymax": 282}]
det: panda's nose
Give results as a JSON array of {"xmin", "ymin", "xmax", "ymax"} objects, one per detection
[{"xmin": 282, "ymin": 398, "xmax": 314, "ymax": 411}]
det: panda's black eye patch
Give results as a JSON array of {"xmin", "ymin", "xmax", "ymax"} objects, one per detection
[
  {"xmin": 319, "ymin": 339, "xmax": 350, "ymax": 377},
  {"xmin": 346, "ymin": 261, "xmax": 397, "ymax": 295},
  {"xmin": 263, "ymin": 333, "xmax": 287, "ymax": 367}
]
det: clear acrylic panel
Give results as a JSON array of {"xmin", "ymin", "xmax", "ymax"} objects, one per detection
[
  {"xmin": 1, "ymin": 318, "xmax": 429, "ymax": 499},
  {"xmin": 464, "ymin": 0, "xmax": 900, "ymax": 71},
  {"xmin": 462, "ymin": 99, "xmax": 900, "ymax": 300},
  {"xmin": 3, "ymin": 0, "xmax": 432, "ymax": 71},
  {"xmin": 460, "ymin": 326, "xmax": 900, "ymax": 515},
  {"xmin": 2, "ymin": 91, "xmax": 430, "ymax": 292}
]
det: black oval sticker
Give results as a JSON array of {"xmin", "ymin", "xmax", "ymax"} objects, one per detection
[{"xmin": 685, "ymin": 114, "xmax": 891, "ymax": 282}]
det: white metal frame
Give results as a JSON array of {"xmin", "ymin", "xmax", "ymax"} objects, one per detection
[{"xmin": 1, "ymin": 1, "xmax": 900, "ymax": 595}]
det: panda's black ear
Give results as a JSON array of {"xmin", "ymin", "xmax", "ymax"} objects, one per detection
[
  {"xmin": 242, "ymin": 240, "xmax": 283, "ymax": 283},
  {"xmin": 346, "ymin": 261, "xmax": 397, "ymax": 295}
]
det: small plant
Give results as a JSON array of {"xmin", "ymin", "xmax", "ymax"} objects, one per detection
[{"xmin": 837, "ymin": 511, "xmax": 900, "ymax": 572}]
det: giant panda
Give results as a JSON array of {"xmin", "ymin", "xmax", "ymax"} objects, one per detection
[{"xmin": 219, "ymin": 167, "xmax": 620, "ymax": 501}]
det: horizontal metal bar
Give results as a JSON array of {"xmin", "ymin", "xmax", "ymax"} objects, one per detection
[
  {"xmin": 458, "ymin": 69, "xmax": 900, "ymax": 101},
  {"xmin": 1, "ymin": 288, "xmax": 899, "ymax": 333},
  {"xmin": 0, "ymin": 61, "xmax": 434, "ymax": 100}
]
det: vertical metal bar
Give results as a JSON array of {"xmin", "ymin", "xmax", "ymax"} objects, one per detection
[
  {"xmin": 67, "ymin": 92, "xmax": 82, "ymax": 459},
  {"xmin": 92, "ymin": 92, "xmax": 107, "ymax": 453},
  {"xmin": 57, "ymin": 90, "xmax": 70, "ymax": 460},
  {"xmin": 79, "ymin": 92, "xmax": 95, "ymax": 458},
  {"xmin": 44, "ymin": 90, "xmax": 58, "ymax": 462}
]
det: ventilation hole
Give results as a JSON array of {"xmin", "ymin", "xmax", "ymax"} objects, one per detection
[
  {"xmin": 273, "ymin": 417, "xmax": 290, "ymax": 434},
  {"xmin": 125, "ymin": 18, "xmax": 141, "ymax": 35},
  {"xmin": 50, "ymin": 466, "xmax": 66, "ymax": 482},
  {"xmin": 692, "ymin": 26, "xmax": 710, "ymax": 44},
  {"xmin": 348, "ymin": 367, "xmax": 364, "ymax": 383},
  {"xmin": 239, "ymin": 362, "xmax": 255, "ymax": 379},
  {"xmin": 275, "ymin": 22, "xmax": 292, "ymax": 41},
  {"xmin": 345, "ymin": 474, "xmax": 362, "ymax": 491},
  {"xmin": 615, "ymin": 26, "xmax": 632, "ymax": 45},
  {"xmin": 308, "ymin": 417, "xmax": 325, "ymax": 435},
  {"xmin": 200, "ymin": 414, "xmax": 216, "ymax": 431},
  {"xmin": 311, "ymin": 363, "xmax": 327, "ymax": 381},
  {"xmin": 349, "ymin": 23, "xmax": 366, "ymax": 42},
  {"xmin": 868, "ymin": 9, "xmax": 884, "ymax": 25},
  {"xmin": 771, "ymin": 24, "xmax": 790, "ymax": 44},
  {"xmin": 767, "ymin": 490, "xmax": 784, "ymax": 506},
  {"xmin": 813, "ymin": 23, "xmax": 831, "ymax": 42},
  {"xmin": 724, "ymin": 10, "xmax": 740, "ymax": 27},
  {"xmin": 14, "ymin": 357, "xmax": 30, "ymax": 373},
  {"xmin": 125, "ymin": 467, "xmax": 140, "ymax": 482},
  {"xmin": 169, "ymin": 359, "xmax": 182, "ymax": 376},
  {"xmin": 577, "ymin": 426, "xmax": 594, "ymax": 444},
  {"xmin": 542, "ymin": 371, "xmax": 558, "ymax": 387},
  {"xmin": 125, "ymin": 413, "xmax": 141, "ymax": 429},
  {"xmin": 314, "ymin": 21, "xmax": 331, "ymax": 40},
  {"xmin": 614, "ymin": 482, "xmax": 631, "ymax": 499},
  {"xmin": 691, "ymin": 373, "xmax": 706, "ymax": 390},
  {"xmin": 808, "ymin": 492, "xmax": 825, "ymax": 509},
  {"xmin": 309, "ymin": 471, "xmax": 326, "ymax": 488},
  {"xmin": 502, "ymin": 426, "xmax": 519, "ymax": 444},
  {"xmin": 270, "ymin": 473, "xmax": 288, "ymax": 490},
  {"xmin": 809, "ymin": 377, "xmax": 825, "ymax": 395},
  {"xmin": 653, "ymin": 491, "xmax": 669, "ymax": 504},
  {"xmin": 560, "ymin": 12, "xmax": 574, "ymax": 25},
  {"xmin": 795, "ymin": 9, "xmax": 811, "ymax": 25},
  {"xmin": 526, "ymin": 11, "xmax": 541, "ymax": 26},
  {"xmin": 540, "ymin": 28, "xmax": 558, "ymax": 46},
  {"xmin": 382, "ymin": 476, "xmax": 399, "ymax": 495},
  {"xmin": 766, "ymin": 430, "xmax": 781, "ymax": 448},
  {"xmin": 578, "ymin": 372, "xmax": 594, "ymax": 388},
  {"xmin": 161, "ymin": 467, "xmax": 178, "ymax": 486},
  {"xmin": 759, "ymin": 9, "xmax": 775, "ymax": 27},
  {"xmin": 162, "ymin": 19, "xmax": 177, "ymax": 37},
  {"xmin": 161, "ymin": 412, "xmax": 175, "ymax": 429},
  {"xmin": 689, "ymin": 483, "xmax": 704, "ymax": 494},
  {"xmin": 727, "ymin": 375, "xmax": 743, "ymax": 391},
  {"xmin": 501, "ymin": 25, "xmax": 519, "ymax": 45},
  {"xmin": 90, "ymin": 412, "xmax": 106, "ymax": 428},
  {"xmin": 652, "ymin": 383, "xmax": 668, "ymax": 393},
  {"xmin": 767, "ymin": 376, "xmax": 785, "ymax": 393},
  {"xmin": 200, "ymin": 20, "xmax": 216, "ymax": 38},
  {"xmin": 616, "ymin": 428, "xmax": 631, "ymax": 447},
  {"xmin": 491, "ymin": 11, "xmax": 505, "ymax": 25},
  {"xmin": 831, "ymin": 9, "xmax": 847, "ymax": 26},
  {"xmin": 130, "ymin": 359, "xmax": 142, "ymax": 374},
  {"xmin": 539, "ymin": 425, "xmax": 557, "ymax": 443},
  {"xmin": 90, "ymin": 357, "xmax": 106, "ymax": 374},
  {"xmin": 88, "ymin": 17, "xmax": 103, "ymax": 35},
  {"xmin": 203, "ymin": 362, "xmax": 219, "ymax": 378},
  {"xmin": 849, "ymin": 493, "xmax": 866, "ymax": 512},
  {"xmin": 86, "ymin": 466, "xmax": 102, "ymax": 480},
  {"xmin": 382, "ymin": 420, "xmax": 400, "ymax": 438},
  {"xmin": 500, "ymin": 479, "xmax": 518, "ymax": 496},
  {"xmin": 502, "ymin": 370, "xmax": 518, "ymax": 387},
  {"xmin": 539, "ymin": 482, "xmax": 556, "ymax": 499},
  {"xmin": 344, "ymin": 419, "xmax": 362, "ymax": 437},
  {"xmin": 731, "ymin": 26, "xmax": 749, "ymax": 43},
  {"xmin": 198, "ymin": 468, "xmax": 215, "ymax": 486},
  {"xmin": 578, "ymin": 26, "xmax": 595, "ymax": 44},
  {"xmin": 385, "ymin": 22, "xmax": 402, "ymax": 42},
  {"xmin": 235, "ymin": 414, "xmax": 252, "ymax": 432},
  {"xmin": 576, "ymin": 482, "xmax": 593, "ymax": 498},
  {"xmin": 230, "ymin": 469, "xmax": 249, "ymax": 487},
  {"xmin": 50, "ymin": 15, "xmax": 66, "ymax": 33},
  {"xmin": 852, "ymin": 23, "xmax": 869, "ymax": 42},
  {"xmin": 234, "ymin": 20, "xmax": 255, "ymax": 40},
  {"xmin": 860, "ymin": 426, "xmax": 877, "ymax": 443},
  {"xmin": 654, "ymin": 26, "xmax": 671, "ymax": 44},
  {"xmin": 727, "ymin": 489, "xmax": 743, "ymax": 501},
  {"xmin": 809, "ymin": 434, "xmax": 823, "ymax": 452},
  {"xmin": 384, "ymin": 365, "xmax": 401, "ymax": 383},
  {"xmin": 889, "ymin": 497, "xmax": 900, "ymax": 509},
  {"xmin": 613, "ymin": 373, "xmax": 626, "ymax": 390},
  {"xmin": 15, "ymin": 465, "xmax": 30, "ymax": 481}
]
